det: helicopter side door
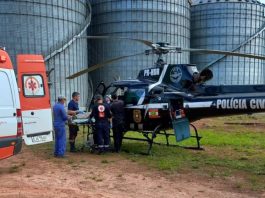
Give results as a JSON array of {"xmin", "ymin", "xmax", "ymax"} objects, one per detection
[
  {"xmin": 168, "ymin": 98, "xmax": 191, "ymax": 142},
  {"xmin": 88, "ymin": 82, "xmax": 106, "ymax": 111}
]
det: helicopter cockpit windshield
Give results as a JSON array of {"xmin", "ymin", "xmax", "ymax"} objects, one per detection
[
  {"xmin": 105, "ymin": 85, "xmax": 147, "ymax": 106},
  {"xmin": 124, "ymin": 88, "xmax": 145, "ymax": 105}
]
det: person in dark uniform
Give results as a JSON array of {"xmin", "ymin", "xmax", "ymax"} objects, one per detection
[
  {"xmin": 110, "ymin": 94, "xmax": 125, "ymax": 153},
  {"xmin": 104, "ymin": 95, "xmax": 112, "ymax": 142},
  {"xmin": 68, "ymin": 92, "xmax": 81, "ymax": 152},
  {"xmin": 89, "ymin": 95, "xmax": 111, "ymax": 153},
  {"xmin": 53, "ymin": 96, "xmax": 69, "ymax": 158}
]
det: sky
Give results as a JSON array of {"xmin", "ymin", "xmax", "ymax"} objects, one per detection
[{"xmin": 260, "ymin": 0, "xmax": 265, "ymax": 3}]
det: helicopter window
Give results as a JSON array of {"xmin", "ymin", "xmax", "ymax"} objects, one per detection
[
  {"xmin": 150, "ymin": 88, "xmax": 163, "ymax": 95},
  {"xmin": 124, "ymin": 88, "xmax": 145, "ymax": 105},
  {"xmin": 118, "ymin": 87, "xmax": 126, "ymax": 97},
  {"xmin": 117, "ymin": 88, "xmax": 126, "ymax": 100},
  {"xmin": 149, "ymin": 88, "xmax": 167, "ymax": 103},
  {"xmin": 105, "ymin": 87, "xmax": 118, "ymax": 96},
  {"xmin": 104, "ymin": 87, "xmax": 126, "ymax": 100}
]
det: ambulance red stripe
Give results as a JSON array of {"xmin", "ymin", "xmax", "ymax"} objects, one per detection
[{"xmin": 0, "ymin": 135, "xmax": 17, "ymax": 139}]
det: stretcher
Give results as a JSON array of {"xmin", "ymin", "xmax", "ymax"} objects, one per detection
[{"xmin": 71, "ymin": 118, "xmax": 97, "ymax": 152}]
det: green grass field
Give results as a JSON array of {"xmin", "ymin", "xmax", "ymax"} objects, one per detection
[
  {"xmin": 121, "ymin": 114, "xmax": 265, "ymax": 191},
  {"xmin": 30, "ymin": 114, "xmax": 265, "ymax": 192}
]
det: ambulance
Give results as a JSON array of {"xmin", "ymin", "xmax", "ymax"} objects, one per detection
[{"xmin": 0, "ymin": 48, "xmax": 53, "ymax": 160}]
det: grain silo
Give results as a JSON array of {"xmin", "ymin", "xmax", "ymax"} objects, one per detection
[
  {"xmin": 88, "ymin": 0, "xmax": 191, "ymax": 87},
  {"xmin": 191, "ymin": 0, "xmax": 265, "ymax": 85},
  {"xmin": 0, "ymin": 0, "xmax": 91, "ymax": 107}
]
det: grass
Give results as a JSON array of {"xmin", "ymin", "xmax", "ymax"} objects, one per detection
[
  {"xmin": 120, "ymin": 114, "xmax": 265, "ymax": 191},
  {"xmin": 27, "ymin": 113, "xmax": 265, "ymax": 192}
]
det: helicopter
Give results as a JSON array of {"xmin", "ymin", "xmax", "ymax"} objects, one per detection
[{"xmin": 67, "ymin": 36, "xmax": 265, "ymax": 154}]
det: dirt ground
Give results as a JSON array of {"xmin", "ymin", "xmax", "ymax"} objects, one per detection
[{"xmin": 1, "ymin": 146, "xmax": 264, "ymax": 198}]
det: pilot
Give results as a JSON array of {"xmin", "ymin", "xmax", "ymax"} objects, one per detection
[
  {"xmin": 194, "ymin": 69, "xmax": 213, "ymax": 84},
  {"xmin": 68, "ymin": 92, "xmax": 81, "ymax": 152},
  {"xmin": 53, "ymin": 96, "xmax": 69, "ymax": 158},
  {"xmin": 110, "ymin": 94, "xmax": 125, "ymax": 153},
  {"xmin": 89, "ymin": 95, "xmax": 112, "ymax": 153}
]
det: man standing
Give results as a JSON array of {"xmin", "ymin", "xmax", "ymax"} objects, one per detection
[
  {"xmin": 110, "ymin": 94, "xmax": 125, "ymax": 153},
  {"xmin": 68, "ymin": 92, "xmax": 80, "ymax": 152},
  {"xmin": 53, "ymin": 96, "xmax": 69, "ymax": 158},
  {"xmin": 90, "ymin": 95, "xmax": 112, "ymax": 153}
]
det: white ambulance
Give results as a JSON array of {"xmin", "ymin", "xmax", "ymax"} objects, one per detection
[{"xmin": 0, "ymin": 49, "xmax": 53, "ymax": 160}]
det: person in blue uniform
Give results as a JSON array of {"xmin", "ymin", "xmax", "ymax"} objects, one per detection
[
  {"xmin": 68, "ymin": 92, "xmax": 81, "ymax": 152},
  {"xmin": 89, "ymin": 95, "xmax": 112, "ymax": 153},
  {"xmin": 53, "ymin": 96, "xmax": 69, "ymax": 158}
]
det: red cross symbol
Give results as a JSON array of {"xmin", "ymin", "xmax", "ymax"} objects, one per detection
[
  {"xmin": 25, "ymin": 76, "xmax": 40, "ymax": 93},
  {"xmin": 98, "ymin": 105, "xmax": 105, "ymax": 112},
  {"xmin": 28, "ymin": 78, "xmax": 37, "ymax": 91}
]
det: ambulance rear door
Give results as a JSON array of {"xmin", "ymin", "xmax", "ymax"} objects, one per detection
[
  {"xmin": 17, "ymin": 55, "xmax": 53, "ymax": 145},
  {"xmin": 0, "ymin": 49, "xmax": 22, "ymax": 159}
]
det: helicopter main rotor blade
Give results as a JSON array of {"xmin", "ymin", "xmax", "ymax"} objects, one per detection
[
  {"xmin": 76, "ymin": 36, "xmax": 154, "ymax": 48},
  {"xmin": 175, "ymin": 47, "xmax": 265, "ymax": 60},
  {"xmin": 66, "ymin": 52, "xmax": 146, "ymax": 79},
  {"xmin": 76, "ymin": 37, "xmax": 265, "ymax": 60}
]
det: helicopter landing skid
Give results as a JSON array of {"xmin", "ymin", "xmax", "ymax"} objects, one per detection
[
  {"xmin": 175, "ymin": 123, "xmax": 203, "ymax": 151},
  {"xmin": 142, "ymin": 125, "xmax": 160, "ymax": 155},
  {"xmin": 151, "ymin": 124, "xmax": 203, "ymax": 153},
  {"xmin": 122, "ymin": 124, "xmax": 203, "ymax": 155}
]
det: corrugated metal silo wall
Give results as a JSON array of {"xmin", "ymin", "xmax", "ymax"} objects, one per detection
[
  {"xmin": 191, "ymin": 0, "xmax": 265, "ymax": 85},
  {"xmin": 88, "ymin": 0, "xmax": 191, "ymax": 87},
  {"xmin": 0, "ymin": 0, "xmax": 91, "ymax": 107}
]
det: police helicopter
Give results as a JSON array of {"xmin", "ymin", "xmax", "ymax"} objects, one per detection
[{"xmin": 67, "ymin": 36, "xmax": 265, "ymax": 154}]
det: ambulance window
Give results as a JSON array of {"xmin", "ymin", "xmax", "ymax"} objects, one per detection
[
  {"xmin": 0, "ymin": 71, "xmax": 14, "ymax": 107},
  {"xmin": 23, "ymin": 75, "xmax": 45, "ymax": 97}
]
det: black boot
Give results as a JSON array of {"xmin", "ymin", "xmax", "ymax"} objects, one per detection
[{"xmin": 70, "ymin": 142, "xmax": 77, "ymax": 152}]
